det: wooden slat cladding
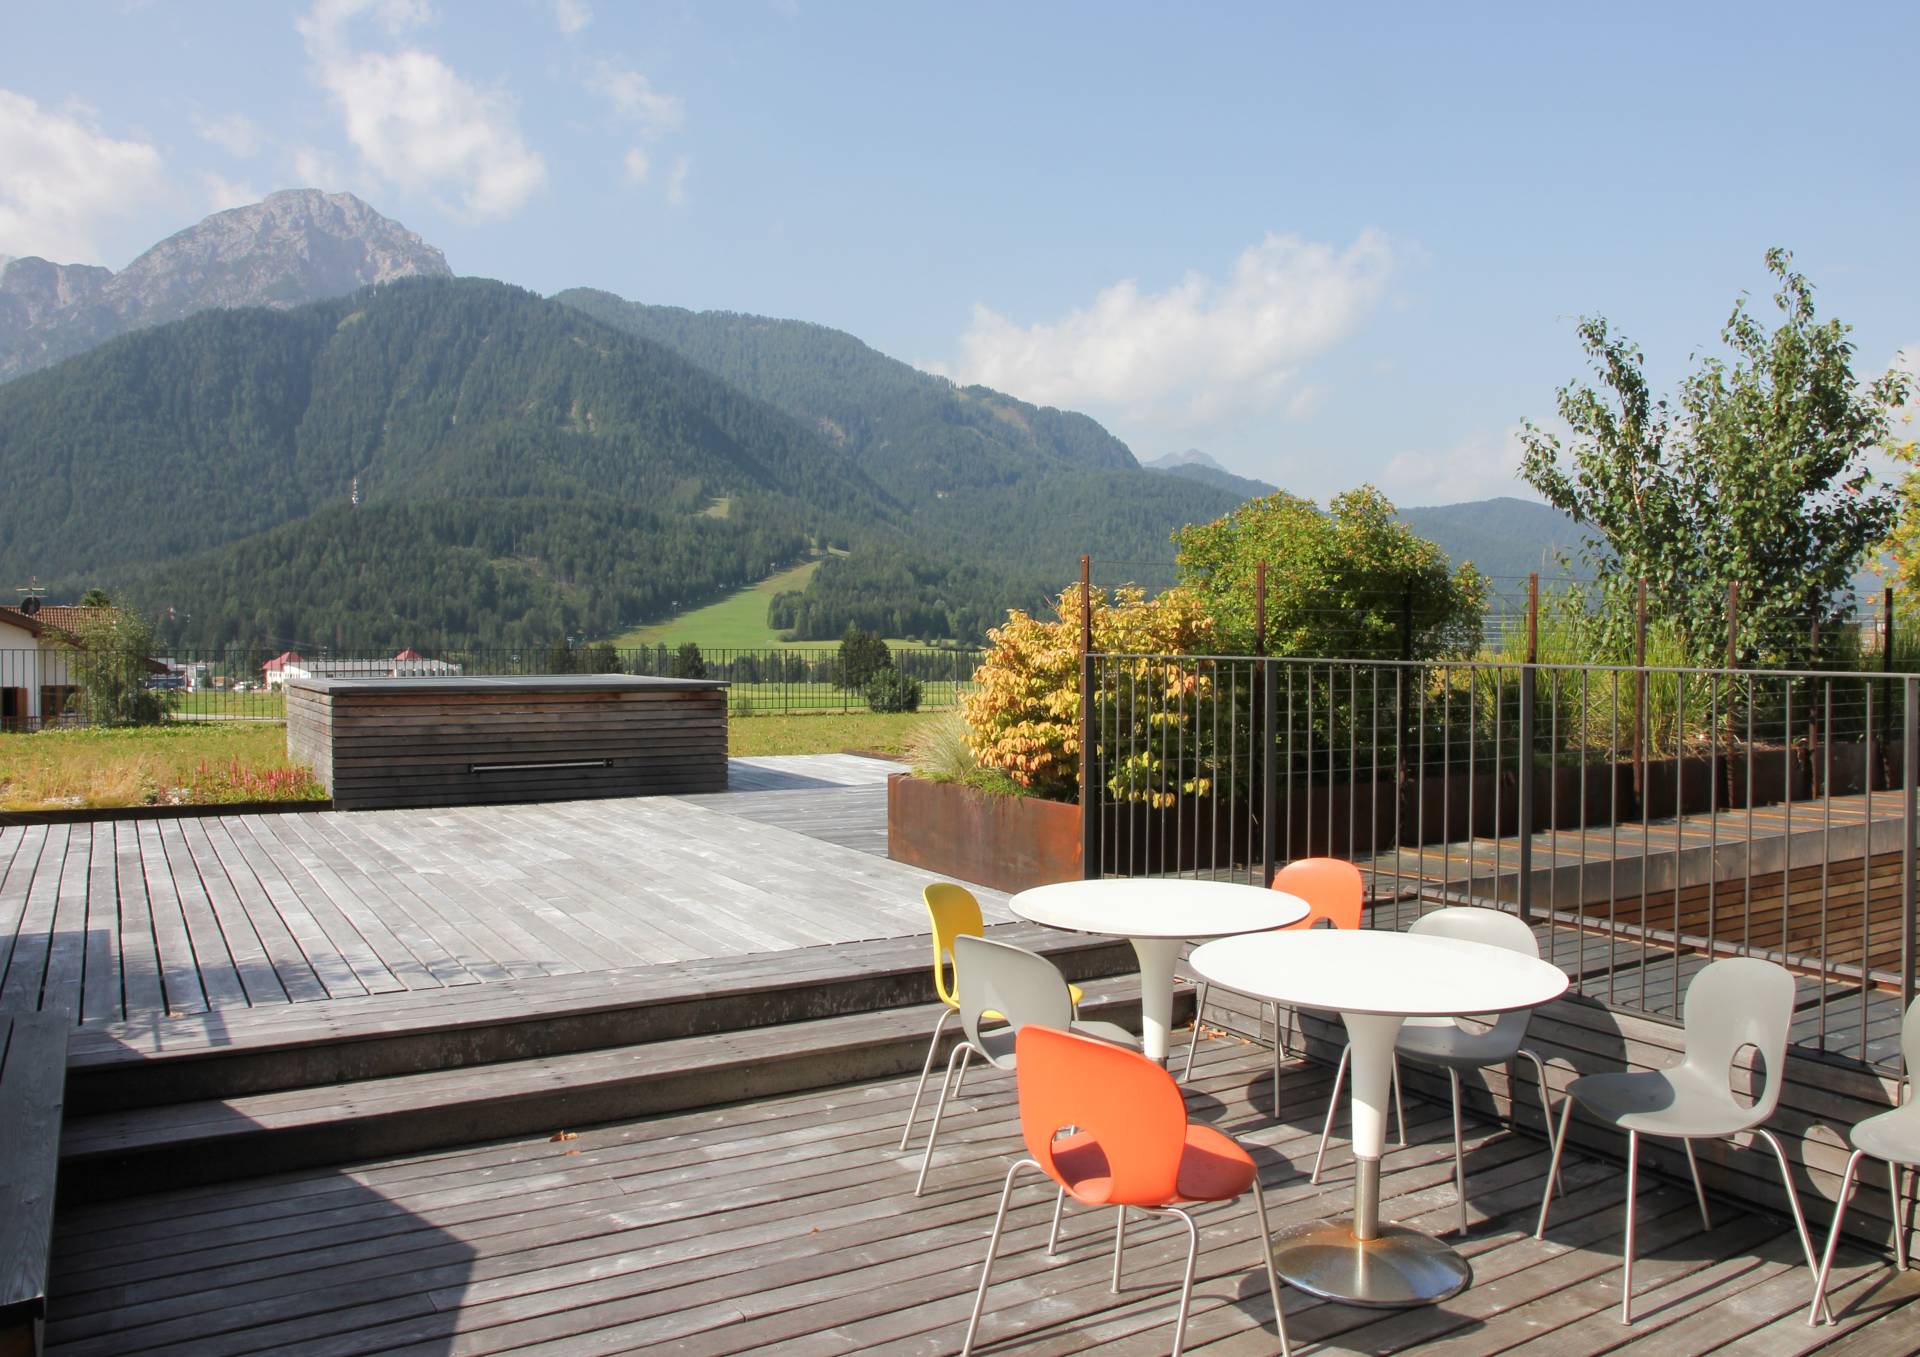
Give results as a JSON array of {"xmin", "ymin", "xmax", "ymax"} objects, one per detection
[{"xmin": 285, "ymin": 677, "xmax": 728, "ymax": 811}]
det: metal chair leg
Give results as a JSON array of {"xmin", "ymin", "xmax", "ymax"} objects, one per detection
[
  {"xmin": 1168, "ymin": 1206, "xmax": 1201, "ymax": 1357},
  {"xmin": 898, "ymin": 1007, "xmax": 955, "ymax": 1150},
  {"xmin": 1250, "ymin": 1178, "xmax": 1293, "ymax": 1357},
  {"xmin": 960, "ymin": 1158, "xmax": 1035, "ymax": 1356},
  {"xmin": 1894, "ymin": 1162, "xmax": 1911, "ymax": 1272},
  {"xmin": 1809, "ymin": 1148, "xmax": 1864, "ymax": 1325},
  {"xmin": 1182, "ymin": 981, "xmax": 1209, "ymax": 1080},
  {"xmin": 1048, "ymin": 1184, "xmax": 1067, "ymax": 1255},
  {"xmin": 1682, "ymin": 1139, "xmax": 1712, "ymax": 1230},
  {"xmin": 1311, "ymin": 1043, "xmax": 1352, "ymax": 1183},
  {"xmin": 1535, "ymin": 1094, "xmax": 1576, "ymax": 1238},
  {"xmin": 914, "ymin": 1042, "xmax": 971, "ymax": 1196},
  {"xmin": 1622, "ymin": 1129, "xmax": 1640, "ymax": 1323},
  {"xmin": 1112, "ymin": 1206, "xmax": 1128, "ymax": 1291},
  {"xmin": 1270, "ymin": 1001, "xmax": 1283, "ymax": 1119},
  {"xmin": 1449, "ymin": 1067, "xmax": 1468, "ymax": 1237},
  {"xmin": 1756, "ymin": 1126, "xmax": 1833, "ymax": 1325},
  {"xmin": 1392, "ymin": 1054, "xmax": 1407, "ymax": 1148},
  {"xmin": 1517, "ymin": 1048, "xmax": 1563, "ymax": 1196}
]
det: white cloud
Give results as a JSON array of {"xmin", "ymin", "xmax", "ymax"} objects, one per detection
[
  {"xmin": 1378, "ymin": 422, "xmax": 1542, "ymax": 507},
  {"xmin": 622, "ymin": 146, "xmax": 650, "ymax": 184},
  {"xmin": 290, "ymin": 143, "xmax": 349, "ymax": 188},
  {"xmin": 193, "ymin": 112, "xmax": 264, "ymax": 158},
  {"xmin": 665, "ymin": 155, "xmax": 690, "ymax": 207},
  {"xmin": 554, "ymin": 0, "xmax": 591, "ymax": 34},
  {"xmin": 201, "ymin": 171, "xmax": 261, "ymax": 213},
  {"xmin": 586, "ymin": 60, "xmax": 684, "ymax": 137},
  {"xmin": 940, "ymin": 231, "xmax": 1394, "ymax": 421},
  {"xmin": 297, "ymin": 0, "xmax": 547, "ymax": 219},
  {"xmin": 0, "ymin": 88, "xmax": 167, "ymax": 262}
]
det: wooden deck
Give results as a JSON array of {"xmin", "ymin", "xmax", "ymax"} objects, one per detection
[
  {"xmin": 44, "ymin": 1040, "xmax": 1920, "ymax": 1356},
  {"xmin": 0, "ymin": 755, "xmax": 985, "ymax": 1029}
]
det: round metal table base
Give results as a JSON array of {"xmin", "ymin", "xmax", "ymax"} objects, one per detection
[{"xmin": 1269, "ymin": 1220, "xmax": 1473, "ymax": 1308}]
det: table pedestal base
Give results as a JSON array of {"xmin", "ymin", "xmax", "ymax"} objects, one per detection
[{"xmin": 1269, "ymin": 1220, "xmax": 1471, "ymax": 1307}]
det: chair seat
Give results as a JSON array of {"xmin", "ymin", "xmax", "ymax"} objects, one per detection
[
  {"xmin": 1050, "ymin": 1122, "xmax": 1256, "ymax": 1206},
  {"xmin": 1566, "ymin": 1067, "xmax": 1760, "ymax": 1138},
  {"xmin": 974, "ymin": 1017, "xmax": 1135, "ymax": 1066},
  {"xmin": 1396, "ymin": 1017, "xmax": 1521, "ymax": 1070},
  {"xmin": 1851, "ymin": 1102, "xmax": 1920, "ymax": 1166}
]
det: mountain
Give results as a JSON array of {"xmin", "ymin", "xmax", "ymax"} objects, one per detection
[
  {"xmin": 1144, "ymin": 449, "xmax": 1279, "ymax": 500},
  {"xmin": 0, "ymin": 190, "xmax": 451, "ymax": 381},
  {"xmin": 0, "ymin": 276, "xmax": 889, "ymax": 649},
  {"xmin": 552, "ymin": 289, "xmax": 1250, "ymax": 630},
  {"xmin": 1396, "ymin": 496, "xmax": 1591, "ymax": 582}
]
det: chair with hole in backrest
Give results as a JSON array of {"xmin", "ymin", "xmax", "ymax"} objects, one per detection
[
  {"xmin": 1309, "ymin": 906, "xmax": 1561, "ymax": 1235},
  {"xmin": 1809, "ymin": 995, "xmax": 1920, "ymax": 1324},
  {"xmin": 960, "ymin": 1026, "xmax": 1292, "ymax": 1357},
  {"xmin": 898, "ymin": 883, "xmax": 1083, "ymax": 1152},
  {"xmin": 1535, "ymin": 956, "xmax": 1827, "ymax": 1323},
  {"xmin": 1182, "ymin": 858, "xmax": 1392, "ymax": 1123},
  {"xmin": 913, "ymin": 934, "xmax": 1128, "ymax": 1195}
]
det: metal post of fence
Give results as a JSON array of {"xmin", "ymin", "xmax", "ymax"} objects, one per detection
[
  {"xmin": 1079, "ymin": 555, "xmax": 1099, "ymax": 881},
  {"xmin": 1726, "ymin": 580, "xmax": 1740, "ymax": 670},
  {"xmin": 1633, "ymin": 578, "xmax": 1647, "ymax": 805},
  {"xmin": 1516, "ymin": 573, "xmax": 1538, "ymax": 922},
  {"xmin": 1400, "ymin": 583, "xmax": 1413, "ymax": 663},
  {"xmin": 1887, "ymin": 587, "xmax": 1897, "ymax": 674},
  {"xmin": 1904, "ymin": 677, "xmax": 1917, "ymax": 1026},
  {"xmin": 1262, "ymin": 657, "xmax": 1278, "ymax": 887}
]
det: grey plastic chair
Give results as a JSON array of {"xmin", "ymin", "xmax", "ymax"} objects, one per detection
[
  {"xmin": 914, "ymin": 934, "xmax": 1137, "ymax": 1195},
  {"xmin": 1534, "ymin": 956, "xmax": 1826, "ymax": 1323},
  {"xmin": 1309, "ymin": 906, "xmax": 1560, "ymax": 1236},
  {"xmin": 1808, "ymin": 995, "xmax": 1920, "ymax": 1324}
]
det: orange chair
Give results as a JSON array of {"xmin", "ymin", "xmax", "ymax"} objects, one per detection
[
  {"xmin": 961, "ymin": 1026, "xmax": 1292, "ymax": 1357},
  {"xmin": 1183, "ymin": 858, "xmax": 1386, "ymax": 1122}
]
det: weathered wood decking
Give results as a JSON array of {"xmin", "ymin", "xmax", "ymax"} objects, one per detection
[
  {"xmin": 0, "ymin": 755, "xmax": 989, "ymax": 1029},
  {"xmin": 44, "ymin": 1040, "xmax": 1920, "ymax": 1356}
]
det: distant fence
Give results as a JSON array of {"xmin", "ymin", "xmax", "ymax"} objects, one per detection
[
  {"xmin": 1083, "ymin": 650, "xmax": 1918, "ymax": 1071},
  {"xmin": 0, "ymin": 645, "xmax": 984, "ymax": 730}
]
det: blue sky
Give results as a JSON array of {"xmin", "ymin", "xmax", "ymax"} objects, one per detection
[{"xmin": 4, "ymin": 1, "xmax": 1916, "ymax": 505}]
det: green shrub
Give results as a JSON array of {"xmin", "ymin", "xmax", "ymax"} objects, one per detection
[{"xmin": 865, "ymin": 668, "xmax": 922, "ymax": 713}]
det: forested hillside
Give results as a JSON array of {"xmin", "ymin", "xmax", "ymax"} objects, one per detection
[{"xmin": 0, "ymin": 277, "xmax": 889, "ymax": 647}]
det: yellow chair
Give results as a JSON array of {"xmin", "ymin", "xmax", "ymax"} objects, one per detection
[{"xmin": 898, "ymin": 882, "xmax": 1082, "ymax": 1151}]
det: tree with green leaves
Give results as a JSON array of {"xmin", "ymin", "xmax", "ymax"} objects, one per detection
[
  {"xmin": 835, "ymin": 625, "xmax": 894, "ymax": 690},
  {"xmin": 670, "ymin": 642, "xmax": 707, "ymax": 679},
  {"xmin": 1173, "ymin": 486, "xmax": 1485, "ymax": 659},
  {"xmin": 1520, "ymin": 249, "xmax": 1911, "ymax": 666},
  {"xmin": 64, "ymin": 610, "xmax": 165, "ymax": 725},
  {"xmin": 78, "ymin": 587, "xmax": 111, "ymax": 607}
]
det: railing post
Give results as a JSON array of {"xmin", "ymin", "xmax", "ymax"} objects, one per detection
[
  {"xmin": 1515, "ymin": 573, "xmax": 1538, "ymax": 922},
  {"xmin": 1904, "ymin": 676, "xmax": 1917, "ymax": 1026},
  {"xmin": 1262, "ymin": 657, "xmax": 1278, "ymax": 887},
  {"xmin": 1079, "ymin": 555, "xmax": 1099, "ymax": 881},
  {"xmin": 1887, "ymin": 586, "xmax": 1897, "ymax": 674}
]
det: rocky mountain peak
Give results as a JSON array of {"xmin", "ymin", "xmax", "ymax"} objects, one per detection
[{"xmin": 0, "ymin": 190, "xmax": 452, "ymax": 381}]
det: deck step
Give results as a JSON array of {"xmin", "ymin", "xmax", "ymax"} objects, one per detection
[
  {"xmin": 64, "ymin": 923, "xmax": 1137, "ymax": 1114},
  {"xmin": 58, "ymin": 979, "xmax": 1186, "ymax": 1201}
]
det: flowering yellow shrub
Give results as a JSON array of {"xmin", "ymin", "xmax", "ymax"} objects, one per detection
[{"xmin": 961, "ymin": 584, "xmax": 1215, "ymax": 800}]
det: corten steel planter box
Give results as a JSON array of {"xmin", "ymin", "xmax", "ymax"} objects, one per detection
[
  {"xmin": 887, "ymin": 773, "xmax": 1082, "ymax": 894},
  {"xmin": 287, "ymin": 674, "xmax": 729, "ymax": 811}
]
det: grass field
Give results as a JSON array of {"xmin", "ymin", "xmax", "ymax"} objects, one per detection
[
  {"xmin": 0, "ymin": 724, "xmax": 326, "ymax": 811},
  {"xmin": 165, "ymin": 689, "xmax": 286, "ymax": 720},
  {"xmin": 0, "ymin": 712, "xmax": 937, "ymax": 810}
]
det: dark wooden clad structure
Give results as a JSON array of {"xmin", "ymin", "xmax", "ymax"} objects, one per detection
[
  {"xmin": 285, "ymin": 675, "xmax": 728, "ymax": 810},
  {"xmin": 0, "ymin": 1014, "xmax": 67, "ymax": 1357}
]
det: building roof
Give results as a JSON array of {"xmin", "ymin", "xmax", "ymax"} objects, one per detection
[
  {"xmin": 263, "ymin": 651, "xmax": 304, "ymax": 672},
  {"xmin": 29, "ymin": 605, "xmax": 118, "ymax": 634},
  {"xmin": 394, "ymin": 648, "xmax": 425, "ymax": 661},
  {"xmin": 0, "ymin": 606, "xmax": 49, "ymax": 638}
]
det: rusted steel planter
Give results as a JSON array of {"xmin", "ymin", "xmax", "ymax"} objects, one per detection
[{"xmin": 886, "ymin": 773, "xmax": 1081, "ymax": 894}]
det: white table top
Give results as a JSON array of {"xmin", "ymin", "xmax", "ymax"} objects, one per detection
[
  {"xmin": 1187, "ymin": 929, "xmax": 1569, "ymax": 1017},
  {"xmin": 1010, "ymin": 878, "xmax": 1310, "ymax": 941}
]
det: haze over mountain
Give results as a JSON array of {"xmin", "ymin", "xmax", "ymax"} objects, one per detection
[
  {"xmin": 1144, "ymin": 449, "xmax": 1280, "ymax": 500},
  {"xmin": 0, "ymin": 190, "xmax": 451, "ymax": 382}
]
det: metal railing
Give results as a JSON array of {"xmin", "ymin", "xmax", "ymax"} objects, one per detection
[
  {"xmin": 1083, "ymin": 651, "xmax": 1919, "ymax": 1070},
  {"xmin": 0, "ymin": 645, "xmax": 983, "ymax": 728}
]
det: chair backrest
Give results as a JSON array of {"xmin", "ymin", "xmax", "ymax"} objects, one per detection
[
  {"xmin": 924, "ymin": 882, "xmax": 985, "ymax": 1007},
  {"xmin": 1678, "ymin": 957, "xmax": 1796, "ymax": 1122},
  {"xmin": 1408, "ymin": 906, "xmax": 1540, "ymax": 1042},
  {"xmin": 1016, "ymin": 1025, "xmax": 1188, "ymax": 1206},
  {"xmin": 954, "ymin": 934, "xmax": 1074, "ymax": 1067},
  {"xmin": 1904, "ymin": 997, "xmax": 1920, "ymax": 1098},
  {"xmin": 1273, "ymin": 857, "xmax": 1364, "ymax": 931}
]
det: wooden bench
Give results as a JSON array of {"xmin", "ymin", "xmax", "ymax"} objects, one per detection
[{"xmin": 0, "ymin": 1015, "xmax": 67, "ymax": 1357}]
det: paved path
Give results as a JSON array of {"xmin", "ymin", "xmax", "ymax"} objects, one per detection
[{"xmin": 0, "ymin": 755, "xmax": 999, "ymax": 1027}]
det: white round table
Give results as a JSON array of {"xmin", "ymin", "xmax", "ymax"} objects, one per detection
[
  {"xmin": 1189, "ymin": 928, "xmax": 1568, "ymax": 1307},
  {"xmin": 1010, "ymin": 879, "xmax": 1310, "ymax": 1062}
]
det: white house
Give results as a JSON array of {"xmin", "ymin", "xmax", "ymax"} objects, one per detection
[
  {"xmin": 0, "ymin": 606, "xmax": 92, "ymax": 729},
  {"xmin": 264, "ymin": 649, "xmax": 463, "ymax": 690}
]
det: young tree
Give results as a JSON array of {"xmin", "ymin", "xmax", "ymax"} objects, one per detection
[
  {"xmin": 78, "ymin": 587, "xmax": 112, "ymax": 607},
  {"xmin": 1520, "ymin": 249, "xmax": 1911, "ymax": 665},
  {"xmin": 835, "ymin": 626, "xmax": 894, "ymax": 691},
  {"xmin": 1173, "ymin": 486, "xmax": 1485, "ymax": 659},
  {"xmin": 64, "ymin": 610, "xmax": 166, "ymax": 725},
  {"xmin": 670, "ymin": 642, "xmax": 707, "ymax": 679}
]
